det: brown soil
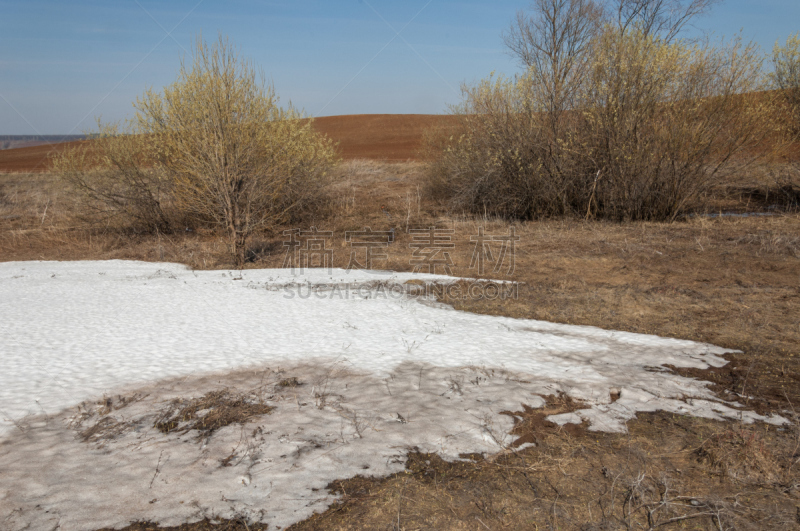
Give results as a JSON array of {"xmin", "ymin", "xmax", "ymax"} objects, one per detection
[
  {"xmin": 312, "ymin": 114, "xmax": 456, "ymax": 161},
  {"xmin": 0, "ymin": 140, "xmax": 86, "ymax": 173}
]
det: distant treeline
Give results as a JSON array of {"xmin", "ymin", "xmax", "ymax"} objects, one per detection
[
  {"xmin": 0, "ymin": 135, "xmax": 86, "ymax": 141},
  {"xmin": 0, "ymin": 135, "xmax": 86, "ymax": 150}
]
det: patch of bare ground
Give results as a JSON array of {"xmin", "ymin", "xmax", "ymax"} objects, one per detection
[
  {"xmin": 109, "ymin": 414, "xmax": 799, "ymax": 530},
  {"xmin": 2, "ymin": 159, "xmax": 800, "ymax": 529},
  {"xmin": 285, "ymin": 413, "xmax": 800, "ymax": 530}
]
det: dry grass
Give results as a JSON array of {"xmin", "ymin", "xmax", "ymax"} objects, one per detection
[
  {"xmin": 71, "ymin": 394, "xmax": 149, "ymax": 444},
  {"xmin": 713, "ymin": 160, "xmax": 800, "ymax": 214},
  {"xmin": 2, "ymin": 160, "xmax": 800, "ymax": 529},
  {"xmin": 285, "ymin": 414, "xmax": 800, "ymax": 530},
  {"xmin": 153, "ymin": 390, "xmax": 274, "ymax": 438},
  {"xmin": 0, "ymin": 171, "xmax": 78, "ymax": 229}
]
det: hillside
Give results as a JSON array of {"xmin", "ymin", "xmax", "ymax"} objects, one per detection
[
  {"xmin": 311, "ymin": 114, "xmax": 456, "ymax": 160},
  {"xmin": 0, "ymin": 135, "xmax": 86, "ymax": 151},
  {"xmin": 0, "ymin": 114, "xmax": 457, "ymax": 172}
]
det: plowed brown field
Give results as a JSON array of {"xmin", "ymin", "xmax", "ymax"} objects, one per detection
[
  {"xmin": 0, "ymin": 140, "xmax": 85, "ymax": 173},
  {"xmin": 313, "ymin": 114, "xmax": 456, "ymax": 160},
  {"xmin": 0, "ymin": 114, "xmax": 457, "ymax": 172}
]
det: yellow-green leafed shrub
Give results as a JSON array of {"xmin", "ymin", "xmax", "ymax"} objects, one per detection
[
  {"xmin": 581, "ymin": 31, "xmax": 772, "ymax": 220},
  {"xmin": 53, "ymin": 35, "xmax": 337, "ymax": 267},
  {"xmin": 772, "ymin": 34, "xmax": 800, "ymax": 134},
  {"xmin": 426, "ymin": 0, "xmax": 778, "ymax": 222}
]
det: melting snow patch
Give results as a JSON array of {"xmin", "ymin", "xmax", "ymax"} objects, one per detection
[{"xmin": 0, "ymin": 260, "xmax": 786, "ymax": 530}]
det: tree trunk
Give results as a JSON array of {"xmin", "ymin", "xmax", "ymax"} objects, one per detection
[
  {"xmin": 228, "ymin": 217, "xmax": 248, "ymax": 269},
  {"xmin": 232, "ymin": 229, "xmax": 247, "ymax": 269}
]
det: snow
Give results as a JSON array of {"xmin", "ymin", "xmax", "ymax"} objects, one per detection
[{"xmin": 0, "ymin": 260, "xmax": 786, "ymax": 530}]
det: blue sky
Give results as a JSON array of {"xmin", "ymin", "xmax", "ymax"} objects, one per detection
[{"xmin": 1, "ymin": 0, "xmax": 798, "ymax": 134}]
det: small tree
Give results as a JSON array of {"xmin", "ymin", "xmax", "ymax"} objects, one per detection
[
  {"xmin": 54, "ymin": 35, "xmax": 337, "ymax": 268},
  {"xmin": 136, "ymin": 36, "xmax": 336, "ymax": 267}
]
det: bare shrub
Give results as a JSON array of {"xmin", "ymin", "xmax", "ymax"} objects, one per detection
[
  {"xmin": 582, "ymin": 31, "xmax": 771, "ymax": 220},
  {"xmin": 772, "ymin": 33, "xmax": 800, "ymax": 134},
  {"xmin": 52, "ymin": 123, "xmax": 177, "ymax": 233},
  {"xmin": 426, "ymin": 0, "xmax": 777, "ymax": 222}
]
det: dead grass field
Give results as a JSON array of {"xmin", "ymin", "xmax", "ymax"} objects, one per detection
[{"xmin": 2, "ymin": 154, "xmax": 800, "ymax": 529}]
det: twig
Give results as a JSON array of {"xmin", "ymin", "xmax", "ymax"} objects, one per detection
[
  {"xmin": 0, "ymin": 409, "xmax": 28, "ymax": 434},
  {"xmin": 396, "ymin": 477, "xmax": 408, "ymax": 530},
  {"xmin": 651, "ymin": 511, "xmax": 715, "ymax": 528},
  {"xmin": 149, "ymin": 449, "xmax": 164, "ymax": 489},
  {"xmin": 783, "ymin": 389, "xmax": 800, "ymax": 471},
  {"xmin": 585, "ymin": 170, "xmax": 601, "ymax": 220},
  {"xmin": 40, "ymin": 199, "xmax": 50, "ymax": 225}
]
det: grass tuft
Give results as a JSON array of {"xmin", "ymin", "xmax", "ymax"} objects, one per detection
[{"xmin": 153, "ymin": 390, "xmax": 274, "ymax": 438}]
